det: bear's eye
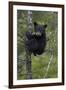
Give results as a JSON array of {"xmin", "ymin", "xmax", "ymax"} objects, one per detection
[{"xmin": 37, "ymin": 26, "xmax": 43, "ymax": 32}]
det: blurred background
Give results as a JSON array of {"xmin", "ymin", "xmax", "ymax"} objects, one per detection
[{"xmin": 17, "ymin": 10, "xmax": 58, "ymax": 80}]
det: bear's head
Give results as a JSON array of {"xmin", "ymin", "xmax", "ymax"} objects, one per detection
[{"xmin": 33, "ymin": 22, "xmax": 47, "ymax": 36}]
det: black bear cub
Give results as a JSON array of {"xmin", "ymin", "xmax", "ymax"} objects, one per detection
[{"xmin": 25, "ymin": 22, "xmax": 47, "ymax": 56}]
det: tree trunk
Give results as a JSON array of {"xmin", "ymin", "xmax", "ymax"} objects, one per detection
[{"xmin": 25, "ymin": 11, "xmax": 33, "ymax": 79}]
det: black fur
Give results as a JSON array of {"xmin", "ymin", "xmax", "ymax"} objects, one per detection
[{"xmin": 25, "ymin": 22, "xmax": 47, "ymax": 56}]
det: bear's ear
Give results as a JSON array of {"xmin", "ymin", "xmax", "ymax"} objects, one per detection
[
  {"xmin": 34, "ymin": 22, "xmax": 38, "ymax": 26},
  {"xmin": 44, "ymin": 24, "xmax": 47, "ymax": 28}
]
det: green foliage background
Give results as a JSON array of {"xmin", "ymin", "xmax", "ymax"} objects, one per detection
[{"xmin": 17, "ymin": 10, "xmax": 58, "ymax": 80}]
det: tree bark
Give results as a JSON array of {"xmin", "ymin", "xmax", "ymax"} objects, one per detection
[{"xmin": 25, "ymin": 11, "xmax": 33, "ymax": 79}]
